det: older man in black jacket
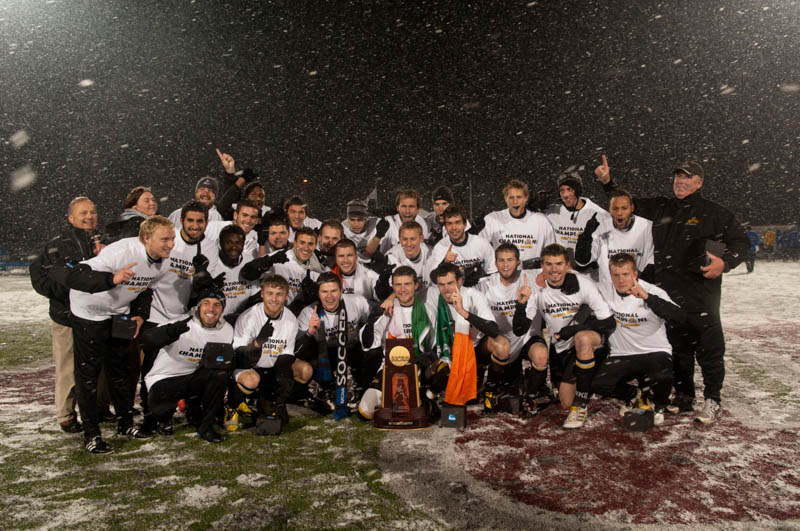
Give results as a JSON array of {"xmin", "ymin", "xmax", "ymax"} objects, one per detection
[
  {"xmin": 595, "ymin": 157, "xmax": 748, "ymax": 424},
  {"xmin": 30, "ymin": 197, "xmax": 101, "ymax": 433}
]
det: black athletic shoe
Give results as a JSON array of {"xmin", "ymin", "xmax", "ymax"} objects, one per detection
[
  {"xmin": 198, "ymin": 426, "xmax": 224, "ymax": 443},
  {"xmin": 97, "ymin": 410, "xmax": 117, "ymax": 423},
  {"xmin": 666, "ymin": 394, "xmax": 695, "ymax": 415},
  {"xmin": 85, "ymin": 435, "xmax": 114, "ymax": 454},
  {"xmin": 156, "ymin": 420, "xmax": 174, "ymax": 436},
  {"xmin": 117, "ymin": 426, "xmax": 154, "ymax": 440},
  {"xmin": 60, "ymin": 420, "xmax": 83, "ymax": 434}
]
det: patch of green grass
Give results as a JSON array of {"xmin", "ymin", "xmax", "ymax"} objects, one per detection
[
  {"xmin": 729, "ymin": 356, "xmax": 794, "ymax": 400},
  {"xmin": 0, "ymin": 323, "xmax": 52, "ymax": 367},
  {"xmin": 0, "ymin": 411, "xmax": 440, "ymax": 530}
]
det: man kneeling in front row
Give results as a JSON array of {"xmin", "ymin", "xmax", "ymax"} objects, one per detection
[
  {"xmin": 229, "ymin": 275, "xmax": 313, "ymax": 431},
  {"xmin": 142, "ymin": 288, "xmax": 231, "ymax": 443},
  {"xmin": 592, "ymin": 253, "xmax": 686, "ymax": 426}
]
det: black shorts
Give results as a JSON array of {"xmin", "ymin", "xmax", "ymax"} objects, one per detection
[
  {"xmin": 549, "ymin": 344, "xmax": 577, "ymax": 386},
  {"xmin": 550, "ymin": 339, "xmax": 609, "ymax": 387}
]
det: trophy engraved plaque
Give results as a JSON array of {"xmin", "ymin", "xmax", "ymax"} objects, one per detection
[{"xmin": 373, "ymin": 337, "xmax": 429, "ymax": 429}]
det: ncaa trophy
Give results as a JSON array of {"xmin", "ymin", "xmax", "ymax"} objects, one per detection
[{"xmin": 373, "ymin": 337, "xmax": 429, "ymax": 429}]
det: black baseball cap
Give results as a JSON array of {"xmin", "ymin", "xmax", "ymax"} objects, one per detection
[{"xmin": 673, "ymin": 161, "xmax": 704, "ymax": 179}]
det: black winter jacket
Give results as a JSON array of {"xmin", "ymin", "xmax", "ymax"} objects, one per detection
[
  {"xmin": 30, "ymin": 225, "xmax": 98, "ymax": 326},
  {"xmin": 603, "ymin": 181, "xmax": 747, "ymax": 313}
]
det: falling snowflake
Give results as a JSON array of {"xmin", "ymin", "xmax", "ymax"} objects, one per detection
[
  {"xmin": 78, "ymin": 79, "xmax": 95, "ymax": 87},
  {"xmin": 10, "ymin": 165, "xmax": 37, "ymax": 192},
  {"xmin": 778, "ymin": 83, "xmax": 800, "ymax": 93},
  {"xmin": 10, "ymin": 130, "xmax": 29, "ymax": 148}
]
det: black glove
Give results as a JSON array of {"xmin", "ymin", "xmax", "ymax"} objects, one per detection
[
  {"xmin": 255, "ymin": 320, "xmax": 274, "ymax": 345},
  {"xmin": 166, "ymin": 316, "xmax": 192, "ymax": 340},
  {"xmin": 556, "ymin": 324, "xmax": 580, "ymax": 341},
  {"xmin": 192, "ymin": 253, "xmax": 209, "ymax": 273},
  {"xmin": 425, "ymin": 228, "xmax": 443, "ymax": 248},
  {"xmin": 561, "ymin": 272, "xmax": 580, "ymax": 295},
  {"xmin": 367, "ymin": 305, "xmax": 385, "ymax": 324},
  {"xmin": 255, "ymin": 223, "xmax": 268, "ymax": 246},
  {"xmin": 521, "ymin": 258, "xmax": 541, "ymax": 270},
  {"xmin": 583, "ymin": 213, "xmax": 600, "ymax": 237},
  {"xmin": 463, "ymin": 263, "xmax": 485, "ymax": 288},
  {"xmin": 299, "ymin": 272, "xmax": 317, "ymax": 302},
  {"xmin": 374, "ymin": 262, "xmax": 396, "ymax": 301},
  {"xmin": 270, "ymin": 250, "xmax": 289, "ymax": 265},
  {"xmin": 467, "ymin": 215, "xmax": 486, "ymax": 236},
  {"xmin": 240, "ymin": 168, "xmax": 258, "ymax": 184},
  {"xmin": 527, "ymin": 190, "xmax": 550, "ymax": 212},
  {"xmin": 375, "ymin": 218, "xmax": 390, "ymax": 239},
  {"xmin": 367, "ymin": 251, "xmax": 388, "ymax": 273}
]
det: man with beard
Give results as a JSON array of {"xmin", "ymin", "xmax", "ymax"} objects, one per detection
[
  {"xmin": 574, "ymin": 188, "xmax": 654, "ymax": 288},
  {"xmin": 50, "ymin": 216, "xmax": 175, "ymax": 453},
  {"xmin": 142, "ymin": 289, "xmax": 231, "ymax": 443},
  {"xmin": 331, "ymin": 239, "xmax": 380, "ymax": 304},
  {"xmin": 31, "ymin": 196, "xmax": 102, "ymax": 433},
  {"xmin": 141, "ymin": 201, "xmax": 219, "ymax": 433},
  {"xmin": 168, "ymin": 176, "xmax": 223, "ymax": 226},
  {"xmin": 429, "ymin": 205, "xmax": 495, "ymax": 287}
]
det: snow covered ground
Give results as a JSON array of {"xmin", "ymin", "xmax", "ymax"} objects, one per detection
[
  {"xmin": 2, "ymin": 262, "xmax": 799, "ymax": 528},
  {"xmin": 0, "ymin": 274, "xmax": 49, "ymax": 324}
]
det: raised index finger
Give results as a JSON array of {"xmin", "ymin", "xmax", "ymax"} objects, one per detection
[
  {"xmin": 215, "ymin": 148, "xmax": 223, "ymax": 160},
  {"xmin": 602, "ymin": 154, "xmax": 609, "ymax": 169}
]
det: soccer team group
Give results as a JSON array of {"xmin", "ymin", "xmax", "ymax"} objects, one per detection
[{"xmin": 32, "ymin": 150, "xmax": 749, "ymax": 453}]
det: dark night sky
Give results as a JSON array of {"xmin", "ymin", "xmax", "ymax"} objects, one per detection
[{"xmin": 3, "ymin": 0, "xmax": 800, "ymax": 257}]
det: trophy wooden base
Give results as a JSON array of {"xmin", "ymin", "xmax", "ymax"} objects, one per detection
[{"xmin": 373, "ymin": 407, "xmax": 430, "ymax": 430}]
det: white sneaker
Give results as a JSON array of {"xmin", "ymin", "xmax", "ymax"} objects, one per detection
[
  {"xmin": 563, "ymin": 405, "xmax": 587, "ymax": 429},
  {"xmin": 653, "ymin": 408, "xmax": 665, "ymax": 426},
  {"xmin": 694, "ymin": 399, "xmax": 721, "ymax": 424}
]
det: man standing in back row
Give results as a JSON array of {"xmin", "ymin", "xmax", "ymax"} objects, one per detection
[{"xmin": 595, "ymin": 157, "xmax": 748, "ymax": 423}]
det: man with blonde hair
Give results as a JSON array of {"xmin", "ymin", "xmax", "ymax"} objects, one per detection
[{"xmin": 50, "ymin": 215, "xmax": 176, "ymax": 453}]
